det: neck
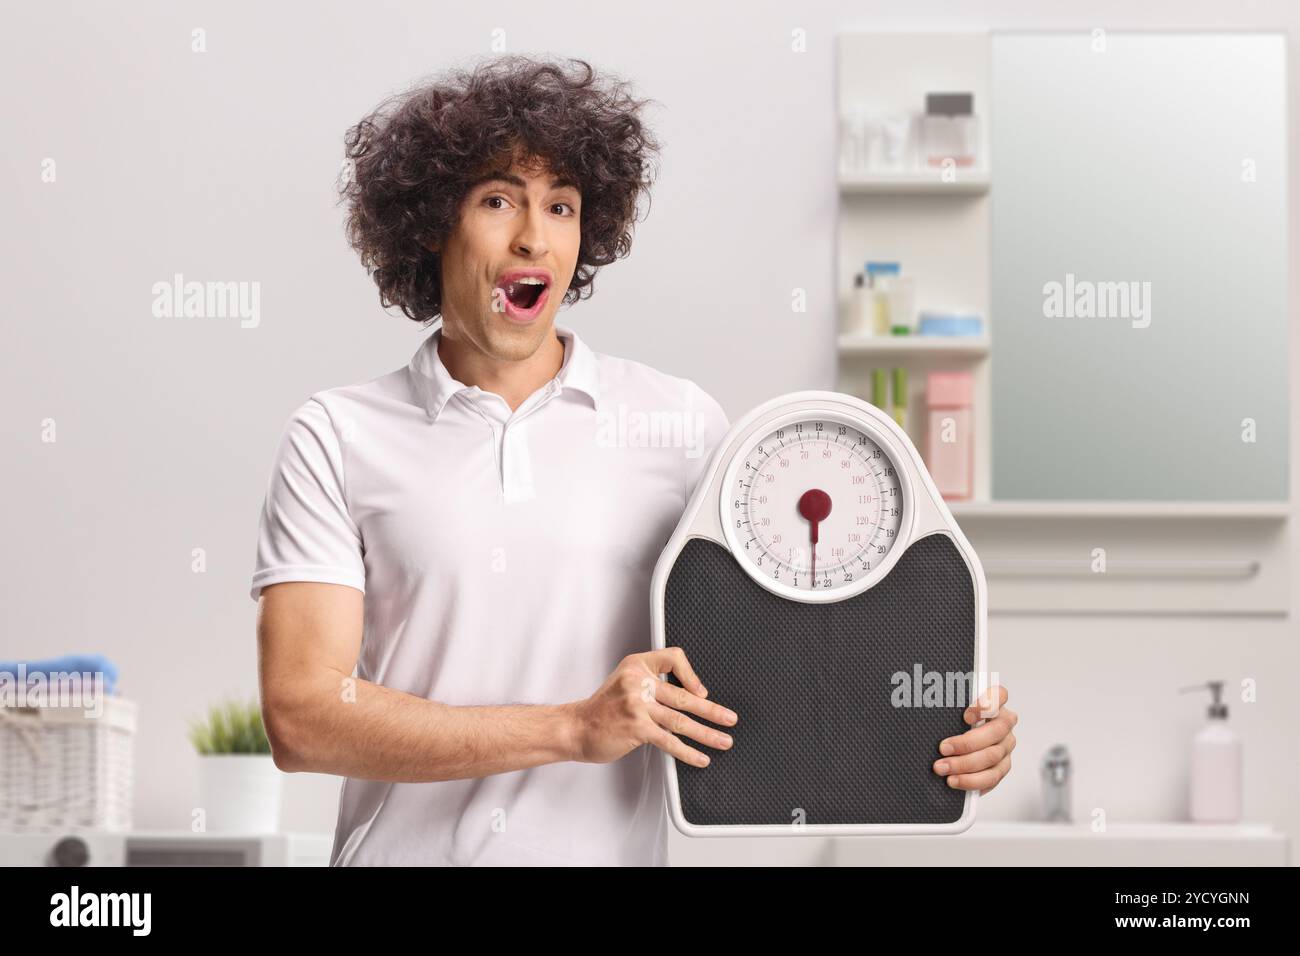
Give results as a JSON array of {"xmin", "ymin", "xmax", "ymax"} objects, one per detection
[{"xmin": 437, "ymin": 325, "xmax": 565, "ymax": 413}]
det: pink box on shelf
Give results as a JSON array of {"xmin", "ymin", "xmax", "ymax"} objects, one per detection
[{"xmin": 925, "ymin": 371, "xmax": 974, "ymax": 501}]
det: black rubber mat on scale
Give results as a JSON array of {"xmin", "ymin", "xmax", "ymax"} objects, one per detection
[{"xmin": 663, "ymin": 532, "xmax": 975, "ymax": 826}]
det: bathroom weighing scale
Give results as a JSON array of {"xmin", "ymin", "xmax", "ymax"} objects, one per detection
[{"xmin": 651, "ymin": 390, "xmax": 988, "ymax": 837}]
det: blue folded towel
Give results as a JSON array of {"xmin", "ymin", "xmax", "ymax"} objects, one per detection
[{"xmin": 0, "ymin": 654, "xmax": 119, "ymax": 695}]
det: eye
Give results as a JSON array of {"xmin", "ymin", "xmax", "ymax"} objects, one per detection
[
  {"xmin": 552, "ymin": 202, "xmax": 577, "ymax": 216},
  {"xmin": 483, "ymin": 194, "xmax": 510, "ymax": 209}
]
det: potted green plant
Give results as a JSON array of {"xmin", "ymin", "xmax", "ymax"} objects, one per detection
[{"xmin": 188, "ymin": 697, "xmax": 281, "ymax": 833}]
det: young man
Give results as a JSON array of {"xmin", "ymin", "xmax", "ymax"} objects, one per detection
[{"xmin": 251, "ymin": 56, "xmax": 1017, "ymax": 866}]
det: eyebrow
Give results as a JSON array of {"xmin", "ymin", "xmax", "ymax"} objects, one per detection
[{"xmin": 473, "ymin": 171, "xmax": 580, "ymax": 193}]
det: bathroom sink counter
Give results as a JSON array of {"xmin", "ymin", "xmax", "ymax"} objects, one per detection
[{"xmin": 833, "ymin": 821, "xmax": 1289, "ymax": 866}]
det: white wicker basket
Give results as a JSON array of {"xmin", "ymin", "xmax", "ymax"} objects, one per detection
[{"xmin": 0, "ymin": 697, "xmax": 137, "ymax": 832}]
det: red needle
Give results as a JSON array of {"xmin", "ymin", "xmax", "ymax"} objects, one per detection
[{"xmin": 797, "ymin": 488, "xmax": 832, "ymax": 585}]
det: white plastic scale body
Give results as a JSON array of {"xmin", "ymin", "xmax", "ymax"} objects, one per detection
[{"xmin": 650, "ymin": 390, "xmax": 989, "ymax": 837}]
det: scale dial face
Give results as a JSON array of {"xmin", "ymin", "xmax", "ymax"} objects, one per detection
[{"xmin": 721, "ymin": 412, "xmax": 910, "ymax": 602}]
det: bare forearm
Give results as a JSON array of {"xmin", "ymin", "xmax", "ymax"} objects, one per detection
[{"xmin": 274, "ymin": 671, "xmax": 580, "ymax": 782}]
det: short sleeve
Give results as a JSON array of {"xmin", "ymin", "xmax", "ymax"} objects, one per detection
[
  {"xmin": 683, "ymin": 382, "xmax": 731, "ymax": 503},
  {"xmin": 249, "ymin": 399, "xmax": 366, "ymax": 601}
]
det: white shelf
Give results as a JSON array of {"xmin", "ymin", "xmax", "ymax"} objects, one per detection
[
  {"xmin": 946, "ymin": 500, "xmax": 1291, "ymax": 520},
  {"xmin": 839, "ymin": 171, "xmax": 991, "ymax": 194},
  {"xmin": 838, "ymin": 333, "xmax": 989, "ymax": 357}
]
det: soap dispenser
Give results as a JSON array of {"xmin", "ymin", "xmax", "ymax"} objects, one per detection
[{"xmin": 1179, "ymin": 681, "xmax": 1242, "ymax": 823}]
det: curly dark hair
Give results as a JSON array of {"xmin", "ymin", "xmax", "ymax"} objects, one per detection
[{"xmin": 338, "ymin": 55, "xmax": 662, "ymax": 324}]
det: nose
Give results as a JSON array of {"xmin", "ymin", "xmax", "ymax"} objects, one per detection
[{"xmin": 510, "ymin": 201, "xmax": 548, "ymax": 259}]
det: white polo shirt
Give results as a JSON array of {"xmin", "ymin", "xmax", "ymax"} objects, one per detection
[{"xmin": 250, "ymin": 323, "xmax": 729, "ymax": 866}]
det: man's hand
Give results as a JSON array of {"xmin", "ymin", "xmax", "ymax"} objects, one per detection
[
  {"xmin": 933, "ymin": 684, "xmax": 1017, "ymax": 795},
  {"xmin": 568, "ymin": 648, "xmax": 737, "ymax": 768}
]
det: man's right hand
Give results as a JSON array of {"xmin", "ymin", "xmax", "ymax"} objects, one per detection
[{"xmin": 568, "ymin": 648, "xmax": 738, "ymax": 768}]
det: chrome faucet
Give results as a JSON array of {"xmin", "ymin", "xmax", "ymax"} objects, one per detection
[{"xmin": 1041, "ymin": 744, "xmax": 1072, "ymax": 823}]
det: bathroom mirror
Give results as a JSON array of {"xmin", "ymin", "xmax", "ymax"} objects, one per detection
[{"xmin": 990, "ymin": 32, "xmax": 1288, "ymax": 501}]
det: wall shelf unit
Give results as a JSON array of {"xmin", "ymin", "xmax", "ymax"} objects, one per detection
[
  {"xmin": 839, "ymin": 171, "xmax": 991, "ymax": 195},
  {"xmin": 947, "ymin": 500, "xmax": 1291, "ymax": 521},
  {"xmin": 838, "ymin": 333, "xmax": 990, "ymax": 358},
  {"xmin": 835, "ymin": 30, "xmax": 1290, "ymax": 615}
]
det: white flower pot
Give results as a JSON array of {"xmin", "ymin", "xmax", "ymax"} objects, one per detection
[{"xmin": 196, "ymin": 754, "xmax": 282, "ymax": 833}]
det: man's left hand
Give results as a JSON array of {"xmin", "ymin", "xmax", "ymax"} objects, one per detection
[{"xmin": 933, "ymin": 684, "xmax": 1017, "ymax": 795}]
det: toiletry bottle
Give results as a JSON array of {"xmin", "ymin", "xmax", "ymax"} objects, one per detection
[
  {"xmin": 889, "ymin": 275, "xmax": 916, "ymax": 334},
  {"xmin": 880, "ymin": 114, "xmax": 913, "ymax": 171},
  {"xmin": 866, "ymin": 261, "xmax": 899, "ymax": 336},
  {"xmin": 891, "ymin": 366, "xmax": 907, "ymax": 431},
  {"xmin": 840, "ymin": 105, "xmax": 873, "ymax": 175},
  {"xmin": 846, "ymin": 272, "xmax": 868, "ymax": 334},
  {"xmin": 920, "ymin": 92, "xmax": 979, "ymax": 169},
  {"xmin": 870, "ymin": 368, "xmax": 887, "ymax": 411},
  {"xmin": 1180, "ymin": 681, "xmax": 1242, "ymax": 823},
  {"xmin": 839, "ymin": 109, "xmax": 860, "ymax": 175}
]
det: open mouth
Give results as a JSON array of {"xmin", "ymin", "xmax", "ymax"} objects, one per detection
[
  {"xmin": 494, "ymin": 271, "xmax": 553, "ymax": 322},
  {"xmin": 502, "ymin": 277, "xmax": 547, "ymax": 311}
]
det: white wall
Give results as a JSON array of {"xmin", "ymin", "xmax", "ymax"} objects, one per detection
[{"xmin": 2, "ymin": 0, "xmax": 1296, "ymax": 864}]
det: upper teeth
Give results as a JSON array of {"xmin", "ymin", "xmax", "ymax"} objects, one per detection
[{"xmin": 515, "ymin": 277, "xmax": 545, "ymax": 285}]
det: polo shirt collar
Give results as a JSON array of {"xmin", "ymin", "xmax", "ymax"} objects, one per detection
[{"xmin": 408, "ymin": 322, "xmax": 601, "ymax": 422}]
